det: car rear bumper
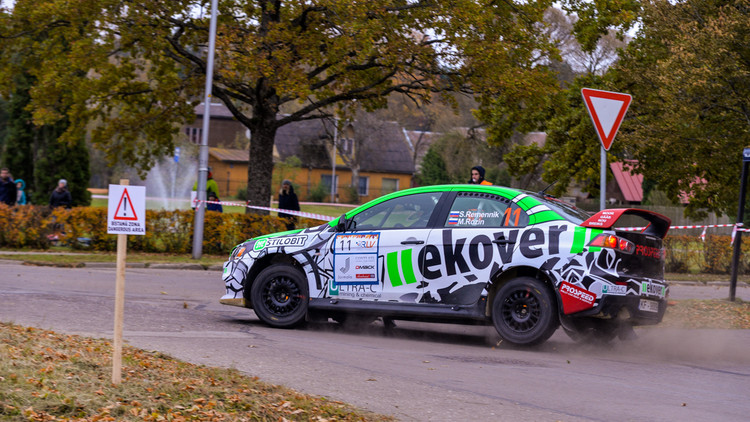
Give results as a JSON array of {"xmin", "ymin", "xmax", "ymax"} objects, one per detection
[{"xmin": 575, "ymin": 294, "xmax": 667, "ymax": 325}]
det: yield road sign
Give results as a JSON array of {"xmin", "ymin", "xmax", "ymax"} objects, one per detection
[{"xmin": 581, "ymin": 88, "xmax": 632, "ymax": 150}]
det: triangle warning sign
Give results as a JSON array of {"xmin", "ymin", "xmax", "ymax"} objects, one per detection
[
  {"xmin": 581, "ymin": 88, "xmax": 632, "ymax": 151},
  {"xmin": 113, "ymin": 188, "xmax": 138, "ymax": 221}
]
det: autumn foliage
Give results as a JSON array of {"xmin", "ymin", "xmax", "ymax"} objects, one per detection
[
  {"xmin": 0, "ymin": 322, "xmax": 391, "ymax": 421},
  {"xmin": 0, "ymin": 204, "xmax": 290, "ymax": 255}
]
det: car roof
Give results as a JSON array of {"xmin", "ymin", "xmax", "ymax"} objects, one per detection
[{"xmin": 338, "ymin": 184, "xmax": 585, "ymax": 226}]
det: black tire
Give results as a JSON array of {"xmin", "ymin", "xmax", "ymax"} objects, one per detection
[
  {"xmin": 491, "ymin": 277, "xmax": 559, "ymax": 346},
  {"xmin": 250, "ymin": 264, "xmax": 309, "ymax": 328}
]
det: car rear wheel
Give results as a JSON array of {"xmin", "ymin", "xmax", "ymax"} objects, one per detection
[
  {"xmin": 250, "ymin": 264, "xmax": 308, "ymax": 328},
  {"xmin": 492, "ymin": 277, "xmax": 558, "ymax": 346}
]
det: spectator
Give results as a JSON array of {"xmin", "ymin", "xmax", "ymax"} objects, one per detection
[
  {"xmin": 16, "ymin": 179, "xmax": 28, "ymax": 205},
  {"xmin": 192, "ymin": 168, "xmax": 220, "ymax": 198},
  {"xmin": 278, "ymin": 179, "xmax": 300, "ymax": 230},
  {"xmin": 206, "ymin": 191, "xmax": 223, "ymax": 213},
  {"xmin": 49, "ymin": 179, "xmax": 73, "ymax": 209},
  {"xmin": 468, "ymin": 165, "xmax": 492, "ymax": 185},
  {"xmin": 0, "ymin": 168, "xmax": 17, "ymax": 206}
]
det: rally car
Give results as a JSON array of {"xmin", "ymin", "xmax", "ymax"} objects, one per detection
[{"xmin": 221, "ymin": 185, "xmax": 671, "ymax": 346}]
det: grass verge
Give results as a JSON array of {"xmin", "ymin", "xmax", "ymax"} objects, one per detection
[
  {"xmin": 0, "ymin": 252, "xmax": 226, "ymax": 267},
  {"xmin": 662, "ymin": 299, "xmax": 750, "ymax": 329},
  {"xmin": 0, "ymin": 322, "xmax": 392, "ymax": 421}
]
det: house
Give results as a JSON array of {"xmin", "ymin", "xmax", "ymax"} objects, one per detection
[{"xmin": 194, "ymin": 103, "xmax": 415, "ymax": 202}]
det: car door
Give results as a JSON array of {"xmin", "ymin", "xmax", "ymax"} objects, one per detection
[
  {"xmin": 422, "ymin": 191, "xmax": 529, "ymax": 305},
  {"xmin": 328, "ymin": 191, "xmax": 443, "ymax": 302}
]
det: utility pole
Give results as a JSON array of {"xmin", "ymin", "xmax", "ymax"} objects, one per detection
[{"xmin": 192, "ymin": 0, "xmax": 219, "ymax": 259}]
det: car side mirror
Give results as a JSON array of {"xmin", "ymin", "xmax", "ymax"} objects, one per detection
[{"xmin": 336, "ymin": 214, "xmax": 348, "ymax": 232}]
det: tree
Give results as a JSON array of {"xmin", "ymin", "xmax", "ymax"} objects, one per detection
[
  {"xmin": 1, "ymin": 72, "xmax": 91, "ymax": 206},
  {"xmin": 612, "ymin": 0, "xmax": 750, "ymax": 218},
  {"xmin": 416, "ymin": 146, "xmax": 451, "ymax": 186},
  {"xmin": 1, "ymin": 0, "xmax": 565, "ymax": 212}
]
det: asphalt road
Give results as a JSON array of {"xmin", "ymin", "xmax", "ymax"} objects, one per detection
[{"xmin": 1, "ymin": 261, "xmax": 749, "ymax": 421}]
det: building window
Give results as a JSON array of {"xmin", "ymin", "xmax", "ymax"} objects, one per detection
[
  {"xmin": 341, "ymin": 138, "xmax": 354, "ymax": 156},
  {"xmin": 381, "ymin": 178, "xmax": 399, "ymax": 194},
  {"xmin": 358, "ymin": 176, "xmax": 369, "ymax": 196},
  {"xmin": 185, "ymin": 127, "xmax": 202, "ymax": 144},
  {"xmin": 321, "ymin": 174, "xmax": 339, "ymax": 194}
]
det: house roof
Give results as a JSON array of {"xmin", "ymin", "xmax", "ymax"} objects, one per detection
[
  {"xmin": 194, "ymin": 102, "xmax": 237, "ymax": 119},
  {"xmin": 610, "ymin": 161, "xmax": 643, "ymax": 202},
  {"xmin": 209, "ymin": 118, "xmax": 415, "ymax": 175},
  {"xmin": 274, "ymin": 118, "xmax": 415, "ymax": 174},
  {"xmin": 209, "ymin": 147, "xmax": 248, "ymax": 163}
]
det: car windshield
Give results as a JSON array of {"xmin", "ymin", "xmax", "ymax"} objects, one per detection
[{"xmin": 527, "ymin": 192, "xmax": 591, "ymax": 224}]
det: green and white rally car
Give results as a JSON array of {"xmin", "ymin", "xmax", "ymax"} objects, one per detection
[{"xmin": 221, "ymin": 184, "xmax": 671, "ymax": 346}]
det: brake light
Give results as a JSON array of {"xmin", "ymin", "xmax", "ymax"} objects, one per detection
[{"xmin": 588, "ymin": 234, "xmax": 635, "ymax": 254}]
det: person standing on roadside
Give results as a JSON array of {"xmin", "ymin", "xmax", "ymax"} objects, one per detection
[
  {"xmin": 16, "ymin": 179, "xmax": 28, "ymax": 205},
  {"xmin": 468, "ymin": 165, "xmax": 492, "ymax": 185},
  {"xmin": 0, "ymin": 168, "xmax": 17, "ymax": 206},
  {"xmin": 278, "ymin": 179, "xmax": 300, "ymax": 230},
  {"xmin": 49, "ymin": 179, "xmax": 72, "ymax": 209}
]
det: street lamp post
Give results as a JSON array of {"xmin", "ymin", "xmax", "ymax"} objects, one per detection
[{"xmin": 192, "ymin": 0, "xmax": 219, "ymax": 259}]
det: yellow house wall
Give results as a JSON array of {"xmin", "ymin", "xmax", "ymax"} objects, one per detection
[
  {"xmin": 209, "ymin": 157, "xmax": 247, "ymax": 199},
  {"xmin": 210, "ymin": 156, "xmax": 412, "ymax": 203}
]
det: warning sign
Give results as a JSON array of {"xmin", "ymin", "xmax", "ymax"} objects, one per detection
[{"xmin": 107, "ymin": 185, "xmax": 146, "ymax": 235}]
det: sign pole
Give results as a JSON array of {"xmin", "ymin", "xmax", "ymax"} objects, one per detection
[
  {"xmin": 600, "ymin": 146, "xmax": 606, "ymax": 211},
  {"xmin": 729, "ymin": 148, "xmax": 750, "ymax": 302},
  {"xmin": 112, "ymin": 179, "xmax": 128, "ymax": 385},
  {"xmin": 581, "ymin": 88, "xmax": 632, "ymax": 212}
]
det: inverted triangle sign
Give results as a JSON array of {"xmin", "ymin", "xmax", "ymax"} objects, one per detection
[
  {"xmin": 581, "ymin": 88, "xmax": 632, "ymax": 150},
  {"xmin": 113, "ymin": 188, "xmax": 138, "ymax": 221}
]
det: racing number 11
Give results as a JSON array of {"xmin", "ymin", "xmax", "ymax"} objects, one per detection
[{"xmin": 503, "ymin": 207, "xmax": 521, "ymax": 226}]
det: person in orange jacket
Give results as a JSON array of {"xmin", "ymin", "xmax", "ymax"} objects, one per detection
[{"xmin": 468, "ymin": 166, "xmax": 492, "ymax": 185}]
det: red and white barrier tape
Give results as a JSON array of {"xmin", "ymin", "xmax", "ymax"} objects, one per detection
[
  {"xmin": 196, "ymin": 199, "xmax": 335, "ymax": 222},
  {"xmin": 619, "ymin": 223, "xmax": 742, "ymax": 232},
  {"xmin": 197, "ymin": 199, "xmax": 750, "ymax": 231}
]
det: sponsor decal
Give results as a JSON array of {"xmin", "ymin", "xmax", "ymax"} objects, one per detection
[
  {"xmin": 335, "ymin": 234, "xmax": 379, "ymax": 285},
  {"xmin": 635, "ymin": 245, "xmax": 663, "ymax": 259},
  {"xmin": 253, "ymin": 238, "xmax": 266, "ymax": 251},
  {"xmin": 334, "ymin": 233, "xmax": 379, "ymax": 253},
  {"xmin": 253, "ymin": 235, "xmax": 308, "ymax": 250},
  {"xmin": 559, "ymin": 281, "xmax": 596, "ymax": 314},
  {"xmin": 601, "ymin": 284, "xmax": 627, "ymax": 296},
  {"xmin": 337, "ymin": 283, "xmax": 382, "ymax": 299},
  {"xmin": 640, "ymin": 281, "xmax": 666, "ymax": 298}
]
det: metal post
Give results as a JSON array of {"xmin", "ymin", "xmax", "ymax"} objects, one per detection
[
  {"xmin": 729, "ymin": 152, "xmax": 750, "ymax": 301},
  {"xmin": 600, "ymin": 146, "xmax": 606, "ymax": 211},
  {"xmin": 330, "ymin": 122, "xmax": 338, "ymax": 203},
  {"xmin": 192, "ymin": 0, "xmax": 219, "ymax": 259}
]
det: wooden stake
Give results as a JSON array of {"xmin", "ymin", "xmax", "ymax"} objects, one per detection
[{"xmin": 112, "ymin": 179, "xmax": 128, "ymax": 385}]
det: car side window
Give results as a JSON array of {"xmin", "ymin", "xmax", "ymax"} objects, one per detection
[
  {"xmin": 445, "ymin": 193, "xmax": 528, "ymax": 228},
  {"xmin": 350, "ymin": 192, "xmax": 442, "ymax": 230}
]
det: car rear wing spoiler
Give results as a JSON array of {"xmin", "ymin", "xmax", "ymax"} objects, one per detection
[{"xmin": 581, "ymin": 208, "xmax": 671, "ymax": 239}]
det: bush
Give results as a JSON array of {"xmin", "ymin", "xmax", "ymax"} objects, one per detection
[
  {"xmin": 307, "ymin": 182, "xmax": 329, "ymax": 203},
  {"xmin": 0, "ymin": 205, "xmax": 288, "ymax": 254}
]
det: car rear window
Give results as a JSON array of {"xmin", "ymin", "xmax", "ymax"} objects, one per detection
[{"xmin": 530, "ymin": 193, "xmax": 591, "ymax": 224}]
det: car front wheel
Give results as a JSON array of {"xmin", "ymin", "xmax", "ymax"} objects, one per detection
[
  {"xmin": 492, "ymin": 277, "xmax": 558, "ymax": 346},
  {"xmin": 250, "ymin": 264, "xmax": 308, "ymax": 328}
]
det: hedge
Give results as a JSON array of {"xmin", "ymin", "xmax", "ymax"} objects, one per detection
[
  {"xmin": 2, "ymin": 203, "xmax": 750, "ymax": 273},
  {"xmin": 0, "ymin": 204, "xmax": 298, "ymax": 255}
]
